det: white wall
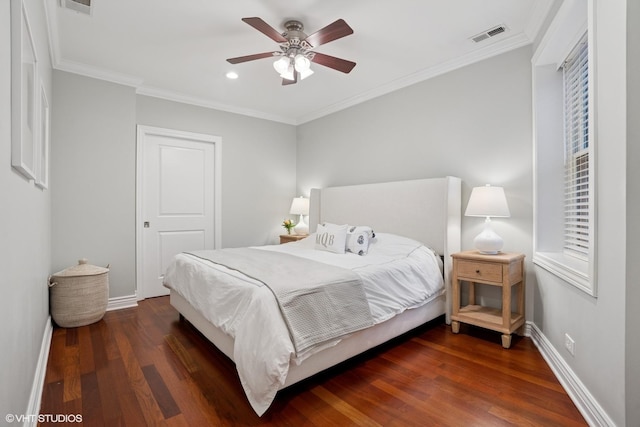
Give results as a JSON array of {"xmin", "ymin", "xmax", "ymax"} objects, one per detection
[
  {"xmin": 52, "ymin": 72, "xmax": 297, "ymax": 299},
  {"xmin": 297, "ymin": 46, "xmax": 534, "ymax": 313},
  {"xmin": 0, "ymin": 0, "xmax": 52, "ymax": 417}
]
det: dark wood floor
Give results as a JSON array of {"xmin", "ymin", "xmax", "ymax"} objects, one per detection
[{"xmin": 39, "ymin": 296, "xmax": 587, "ymax": 426}]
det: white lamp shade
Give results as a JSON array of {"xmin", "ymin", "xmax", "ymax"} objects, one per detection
[
  {"xmin": 274, "ymin": 57, "xmax": 297, "ymax": 81},
  {"xmin": 273, "ymin": 57, "xmax": 290, "ymax": 74},
  {"xmin": 294, "ymin": 54, "xmax": 311, "ymax": 72},
  {"xmin": 289, "ymin": 197, "xmax": 309, "ymax": 215},
  {"xmin": 299, "ymin": 67, "xmax": 314, "ymax": 80},
  {"xmin": 465, "ymin": 185, "xmax": 510, "ymax": 218},
  {"xmin": 280, "ymin": 65, "xmax": 295, "ymax": 81},
  {"xmin": 465, "ymin": 185, "xmax": 510, "ymax": 254}
]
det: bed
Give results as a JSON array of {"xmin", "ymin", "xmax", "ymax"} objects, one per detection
[{"xmin": 164, "ymin": 176, "xmax": 461, "ymax": 415}]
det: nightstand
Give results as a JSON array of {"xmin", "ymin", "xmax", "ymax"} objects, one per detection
[
  {"xmin": 279, "ymin": 234, "xmax": 307, "ymax": 244},
  {"xmin": 451, "ymin": 250, "xmax": 525, "ymax": 348}
]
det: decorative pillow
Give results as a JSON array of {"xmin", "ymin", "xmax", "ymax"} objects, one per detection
[
  {"xmin": 346, "ymin": 226, "xmax": 376, "ymax": 256},
  {"xmin": 315, "ymin": 223, "xmax": 348, "ymax": 254}
]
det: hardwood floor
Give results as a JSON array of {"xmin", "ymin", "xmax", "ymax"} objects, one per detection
[{"xmin": 39, "ymin": 296, "xmax": 587, "ymax": 426}]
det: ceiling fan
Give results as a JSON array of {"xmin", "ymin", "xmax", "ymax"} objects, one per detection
[{"xmin": 226, "ymin": 17, "xmax": 356, "ymax": 85}]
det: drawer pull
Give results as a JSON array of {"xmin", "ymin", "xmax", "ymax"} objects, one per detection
[{"xmin": 476, "ymin": 269, "xmax": 480, "ymax": 274}]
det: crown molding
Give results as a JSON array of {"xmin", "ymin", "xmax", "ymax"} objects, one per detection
[
  {"xmin": 43, "ymin": 0, "xmax": 295, "ymax": 124},
  {"xmin": 136, "ymin": 86, "xmax": 297, "ymax": 125},
  {"xmin": 50, "ymin": 33, "xmax": 531, "ymax": 126},
  {"xmin": 296, "ymin": 31, "xmax": 533, "ymax": 124},
  {"xmin": 524, "ymin": 0, "xmax": 557, "ymax": 42},
  {"xmin": 43, "ymin": 0, "xmax": 545, "ymax": 127},
  {"xmin": 45, "ymin": 0, "xmax": 143, "ymax": 87},
  {"xmin": 55, "ymin": 58, "xmax": 145, "ymax": 88}
]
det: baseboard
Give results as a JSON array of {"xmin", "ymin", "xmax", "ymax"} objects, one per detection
[
  {"xmin": 106, "ymin": 293, "xmax": 138, "ymax": 311},
  {"xmin": 528, "ymin": 321, "xmax": 615, "ymax": 427},
  {"xmin": 24, "ymin": 316, "xmax": 53, "ymax": 427},
  {"xmin": 522, "ymin": 321, "xmax": 533, "ymax": 337}
]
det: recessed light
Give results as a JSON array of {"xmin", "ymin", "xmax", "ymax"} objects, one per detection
[{"xmin": 226, "ymin": 71, "xmax": 239, "ymax": 80}]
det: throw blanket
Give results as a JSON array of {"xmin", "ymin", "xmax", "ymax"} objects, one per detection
[{"xmin": 186, "ymin": 248, "xmax": 374, "ymax": 355}]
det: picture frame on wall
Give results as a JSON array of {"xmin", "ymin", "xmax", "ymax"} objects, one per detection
[
  {"xmin": 10, "ymin": 0, "xmax": 39, "ymax": 181},
  {"xmin": 35, "ymin": 82, "xmax": 50, "ymax": 189}
]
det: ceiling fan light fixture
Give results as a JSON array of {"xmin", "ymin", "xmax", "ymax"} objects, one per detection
[
  {"xmin": 280, "ymin": 63, "xmax": 296, "ymax": 81},
  {"xmin": 228, "ymin": 17, "xmax": 355, "ymax": 85},
  {"xmin": 299, "ymin": 68, "xmax": 314, "ymax": 80},
  {"xmin": 294, "ymin": 54, "xmax": 311, "ymax": 72},
  {"xmin": 273, "ymin": 56, "xmax": 291, "ymax": 75}
]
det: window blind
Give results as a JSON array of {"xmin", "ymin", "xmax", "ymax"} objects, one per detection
[{"xmin": 562, "ymin": 38, "xmax": 589, "ymax": 259}]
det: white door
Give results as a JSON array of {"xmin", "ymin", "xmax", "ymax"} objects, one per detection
[{"xmin": 137, "ymin": 126, "xmax": 220, "ymax": 298}]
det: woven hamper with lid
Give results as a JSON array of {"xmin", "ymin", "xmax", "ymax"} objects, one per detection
[{"xmin": 49, "ymin": 259, "xmax": 109, "ymax": 328}]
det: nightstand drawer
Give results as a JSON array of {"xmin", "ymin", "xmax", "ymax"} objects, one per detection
[{"xmin": 456, "ymin": 260, "xmax": 502, "ymax": 282}]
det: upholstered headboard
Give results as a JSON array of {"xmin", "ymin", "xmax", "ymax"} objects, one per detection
[{"xmin": 308, "ymin": 176, "xmax": 461, "ymax": 322}]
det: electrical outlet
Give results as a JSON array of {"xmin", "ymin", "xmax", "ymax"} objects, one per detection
[{"xmin": 564, "ymin": 333, "xmax": 575, "ymax": 356}]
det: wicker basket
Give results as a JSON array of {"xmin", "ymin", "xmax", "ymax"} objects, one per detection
[{"xmin": 49, "ymin": 259, "xmax": 109, "ymax": 328}]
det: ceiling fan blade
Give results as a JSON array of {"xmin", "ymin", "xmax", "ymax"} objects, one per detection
[
  {"xmin": 282, "ymin": 71, "xmax": 298, "ymax": 86},
  {"xmin": 242, "ymin": 17, "xmax": 288, "ymax": 43},
  {"xmin": 227, "ymin": 52, "xmax": 277, "ymax": 64},
  {"xmin": 311, "ymin": 52, "xmax": 356, "ymax": 74},
  {"xmin": 304, "ymin": 19, "xmax": 353, "ymax": 48}
]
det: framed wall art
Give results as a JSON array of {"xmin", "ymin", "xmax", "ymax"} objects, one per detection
[
  {"xmin": 35, "ymin": 82, "xmax": 49, "ymax": 189},
  {"xmin": 11, "ymin": 0, "xmax": 39, "ymax": 180}
]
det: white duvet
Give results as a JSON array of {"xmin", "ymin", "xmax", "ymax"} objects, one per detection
[{"xmin": 163, "ymin": 232, "xmax": 444, "ymax": 416}]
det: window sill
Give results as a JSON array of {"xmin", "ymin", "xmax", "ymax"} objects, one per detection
[{"xmin": 533, "ymin": 251, "xmax": 595, "ymax": 296}]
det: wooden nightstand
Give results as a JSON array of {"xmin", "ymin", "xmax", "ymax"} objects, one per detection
[
  {"xmin": 279, "ymin": 234, "xmax": 307, "ymax": 244},
  {"xmin": 451, "ymin": 250, "xmax": 525, "ymax": 348}
]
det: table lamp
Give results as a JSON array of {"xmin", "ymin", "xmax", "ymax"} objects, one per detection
[
  {"xmin": 465, "ymin": 185, "xmax": 510, "ymax": 254},
  {"xmin": 289, "ymin": 197, "xmax": 309, "ymax": 235}
]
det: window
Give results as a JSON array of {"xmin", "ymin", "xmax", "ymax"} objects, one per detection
[
  {"xmin": 532, "ymin": 0, "xmax": 596, "ymax": 296},
  {"xmin": 562, "ymin": 38, "xmax": 590, "ymax": 260}
]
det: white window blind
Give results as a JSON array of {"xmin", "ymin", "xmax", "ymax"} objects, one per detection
[{"xmin": 562, "ymin": 37, "xmax": 589, "ymax": 259}]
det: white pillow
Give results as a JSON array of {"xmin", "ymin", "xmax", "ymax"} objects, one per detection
[
  {"xmin": 346, "ymin": 226, "xmax": 376, "ymax": 255},
  {"xmin": 315, "ymin": 223, "xmax": 348, "ymax": 254}
]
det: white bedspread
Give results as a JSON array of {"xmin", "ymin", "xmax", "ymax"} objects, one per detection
[
  {"xmin": 163, "ymin": 232, "xmax": 444, "ymax": 416},
  {"xmin": 183, "ymin": 248, "xmax": 374, "ymax": 355}
]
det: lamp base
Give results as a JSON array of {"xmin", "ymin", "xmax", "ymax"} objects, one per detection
[
  {"xmin": 293, "ymin": 215, "xmax": 308, "ymax": 235},
  {"xmin": 473, "ymin": 218, "xmax": 503, "ymax": 254}
]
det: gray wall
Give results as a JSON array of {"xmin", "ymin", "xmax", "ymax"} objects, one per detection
[
  {"xmin": 531, "ymin": 2, "xmax": 629, "ymax": 424},
  {"xmin": 0, "ymin": 0, "xmax": 52, "ymax": 417},
  {"xmin": 297, "ymin": 46, "xmax": 534, "ymax": 313},
  {"xmin": 136, "ymin": 96, "xmax": 297, "ymax": 248},
  {"xmin": 297, "ymin": 22, "xmax": 635, "ymax": 423},
  {"xmin": 627, "ymin": 0, "xmax": 640, "ymax": 423},
  {"xmin": 52, "ymin": 72, "xmax": 297, "ymax": 299},
  {"xmin": 52, "ymin": 72, "xmax": 137, "ymax": 299},
  {"xmin": 4, "ymin": 1, "xmax": 636, "ymax": 423}
]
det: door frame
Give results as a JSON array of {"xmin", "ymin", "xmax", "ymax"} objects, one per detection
[{"xmin": 135, "ymin": 125, "xmax": 222, "ymax": 300}]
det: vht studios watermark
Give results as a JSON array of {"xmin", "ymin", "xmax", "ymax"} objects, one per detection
[{"xmin": 5, "ymin": 413, "xmax": 82, "ymax": 423}]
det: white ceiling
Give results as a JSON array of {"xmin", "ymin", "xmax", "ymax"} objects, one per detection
[{"xmin": 45, "ymin": 0, "xmax": 555, "ymax": 125}]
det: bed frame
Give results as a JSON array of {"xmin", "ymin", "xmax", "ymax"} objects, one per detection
[{"xmin": 170, "ymin": 176, "xmax": 461, "ymax": 389}]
